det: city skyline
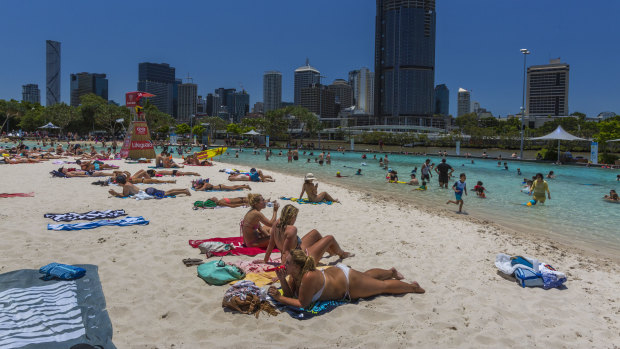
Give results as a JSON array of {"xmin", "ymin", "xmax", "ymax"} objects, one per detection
[{"xmin": 1, "ymin": 0, "xmax": 619, "ymax": 117}]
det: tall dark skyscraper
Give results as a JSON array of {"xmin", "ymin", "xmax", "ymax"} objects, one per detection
[
  {"xmin": 137, "ymin": 62, "xmax": 176, "ymax": 116},
  {"xmin": 374, "ymin": 0, "xmax": 436, "ymax": 125},
  {"xmin": 434, "ymin": 84, "xmax": 449, "ymax": 116},
  {"xmin": 294, "ymin": 59, "xmax": 320, "ymax": 106},
  {"xmin": 70, "ymin": 73, "xmax": 108, "ymax": 107},
  {"xmin": 45, "ymin": 40, "xmax": 61, "ymax": 106},
  {"xmin": 22, "ymin": 84, "xmax": 41, "ymax": 104}
]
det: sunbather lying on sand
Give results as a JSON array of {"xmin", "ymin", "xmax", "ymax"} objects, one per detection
[
  {"xmin": 107, "ymin": 175, "xmax": 190, "ymax": 198},
  {"xmin": 267, "ymin": 249, "xmax": 425, "ymax": 309},
  {"xmin": 76, "ymin": 159, "xmax": 117, "ymax": 171},
  {"xmin": 264, "ymin": 204, "xmax": 352, "ymax": 263},
  {"xmin": 228, "ymin": 168, "xmax": 275, "ymax": 182},
  {"xmin": 146, "ymin": 169, "xmax": 200, "ymax": 177},
  {"xmin": 192, "ymin": 179, "xmax": 250, "ymax": 191},
  {"xmin": 3, "ymin": 157, "xmax": 41, "ymax": 164},
  {"xmin": 201, "ymin": 197, "xmax": 251, "ymax": 208},
  {"xmin": 240, "ymin": 194, "xmax": 279, "ymax": 248},
  {"xmin": 58, "ymin": 167, "xmax": 113, "ymax": 177},
  {"xmin": 110, "ymin": 171, "xmax": 176, "ymax": 184}
]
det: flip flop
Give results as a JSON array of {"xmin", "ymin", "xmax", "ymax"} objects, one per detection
[{"xmin": 182, "ymin": 258, "xmax": 204, "ymax": 267}]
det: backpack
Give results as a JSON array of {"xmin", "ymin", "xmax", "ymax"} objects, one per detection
[
  {"xmin": 39, "ymin": 263, "xmax": 86, "ymax": 281},
  {"xmin": 514, "ymin": 267, "xmax": 544, "ymax": 288},
  {"xmin": 197, "ymin": 260, "xmax": 245, "ymax": 285}
]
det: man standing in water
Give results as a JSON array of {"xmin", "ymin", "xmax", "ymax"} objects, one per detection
[{"xmin": 435, "ymin": 158, "xmax": 454, "ymax": 188}]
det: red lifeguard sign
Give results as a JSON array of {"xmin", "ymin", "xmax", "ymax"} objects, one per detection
[{"xmin": 120, "ymin": 91, "xmax": 156, "ymax": 159}]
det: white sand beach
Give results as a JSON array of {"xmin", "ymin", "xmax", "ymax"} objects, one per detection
[{"xmin": 1, "ymin": 161, "xmax": 619, "ymax": 348}]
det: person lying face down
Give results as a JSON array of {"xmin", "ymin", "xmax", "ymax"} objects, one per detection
[{"xmin": 267, "ymin": 249, "xmax": 425, "ymax": 309}]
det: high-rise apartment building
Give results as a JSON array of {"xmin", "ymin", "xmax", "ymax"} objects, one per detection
[
  {"xmin": 349, "ymin": 68, "xmax": 375, "ymax": 114},
  {"xmin": 45, "ymin": 40, "xmax": 61, "ymax": 106},
  {"xmin": 434, "ymin": 84, "xmax": 449, "ymax": 116},
  {"xmin": 22, "ymin": 84, "xmax": 41, "ymax": 104},
  {"xmin": 300, "ymin": 85, "xmax": 337, "ymax": 118},
  {"xmin": 137, "ymin": 62, "xmax": 176, "ymax": 116},
  {"xmin": 457, "ymin": 88, "xmax": 471, "ymax": 117},
  {"xmin": 215, "ymin": 88, "xmax": 237, "ymax": 116},
  {"xmin": 374, "ymin": 0, "xmax": 436, "ymax": 124},
  {"xmin": 177, "ymin": 83, "xmax": 197, "ymax": 122},
  {"xmin": 526, "ymin": 59, "xmax": 569, "ymax": 116},
  {"xmin": 252, "ymin": 102, "xmax": 264, "ymax": 114},
  {"xmin": 294, "ymin": 59, "xmax": 320, "ymax": 106},
  {"xmin": 263, "ymin": 71, "xmax": 282, "ymax": 113},
  {"xmin": 327, "ymin": 80, "xmax": 353, "ymax": 110},
  {"xmin": 206, "ymin": 93, "xmax": 215, "ymax": 116},
  {"xmin": 70, "ymin": 73, "xmax": 108, "ymax": 107}
]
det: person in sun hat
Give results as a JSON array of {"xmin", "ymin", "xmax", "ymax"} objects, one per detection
[{"xmin": 299, "ymin": 173, "xmax": 340, "ymax": 203}]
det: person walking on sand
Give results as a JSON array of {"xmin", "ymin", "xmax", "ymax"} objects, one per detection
[{"xmin": 446, "ymin": 173, "xmax": 467, "ymax": 213}]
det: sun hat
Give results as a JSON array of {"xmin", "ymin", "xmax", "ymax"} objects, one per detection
[
  {"xmin": 387, "ymin": 168, "xmax": 392, "ymax": 172},
  {"xmin": 305, "ymin": 173, "xmax": 316, "ymax": 181}
]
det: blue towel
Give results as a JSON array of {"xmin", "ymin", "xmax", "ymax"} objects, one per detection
[
  {"xmin": 275, "ymin": 299, "xmax": 349, "ymax": 319},
  {"xmin": 280, "ymin": 197, "xmax": 333, "ymax": 205},
  {"xmin": 48, "ymin": 216, "xmax": 149, "ymax": 231}
]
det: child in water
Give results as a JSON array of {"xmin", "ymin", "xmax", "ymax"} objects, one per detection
[
  {"xmin": 447, "ymin": 173, "xmax": 467, "ymax": 213},
  {"xmin": 414, "ymin": 180, "xmax": 427, "ymax": 191},
  {"xmin": 473, "ymin": 181, "xmax": 487, "ymax": 198},
  {"xmin": 355, "ymin": 169, "xmax": 362, "ymax": 175}
]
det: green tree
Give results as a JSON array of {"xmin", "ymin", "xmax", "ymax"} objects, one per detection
[
  {"xmin": 176, "ymin": 123, "xmax": 191, "ymax": 135},
  {"xmin": 0, "ymin": 99, "xmax": 26, "ymax": 132},
  {"xmin": 78, "ymin": 94, "xmax": 108, "ymax": 133},
  {"xmin": 594, "ymin": 116, "xmax": 620, "ymax": 153},
  {"xmin": 240, "ymin": 117, "xmax": 266, "ymax": 133},
  {"xmin": 455, "ymin": 112, "xmax": 478, "ymax": 132},
  {"xmin": 95, "ymin": 104, "xmax": 129, "ymax": 135},
  {"xmin": 226, "ymin": 123, "xmax": 242, "ymax": 135},
  {"xmin": 143, "ymin": 100, "xmax": 175, "ymax": 132},
  {"xmin": 43, "ymin": 103, "xmax": 79, "ymax": 133},
  {"xmin": 263, "ymin": 107, "xmax": 292, "ymax": 139},
  {"xmin": 18, "ymin": 104, "xmax": 45, "ymax": 131},
  {"xmin": 192, "ymin": 125, "xmax": 205, "ymax": 137}
]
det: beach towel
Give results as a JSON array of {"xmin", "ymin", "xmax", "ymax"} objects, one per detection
[
  {"xmin": 47, "ymin": 216, "xmax": 149, "ymax": 231},
  {"xmin": 280, "ymin": 197, "xmax": 333, "ymax": 205},
  {"xmin": 269, "ymin": 290, "xmax": 349, "ymax": 319},
  {"xmin": 229, "ymin": 259, "xmax": 282, "ymax": 274},
  {"xmin": 50, "ymin": 170, "xmax": 68, "ymax": 178},
  {"xmin": 44, "ymin": 209, "xmax": 127, "ymax": 222},
  {"xmin": 233, "ymin": 272, "xmax": 278, "ymax": 287},
  {"xmin": 0, "ymin": 192, "xmax": 34, "ymax": 198},
  {"xmin": 189, "ymin": 237, "xmax": 278, "ymax": 257},
  {"xmin": 0, "ymin": 265, "xmax": 115, "ymax": 349},
  {"xmin": 495, "ymin": 253, "xmax": 567, "ymax": 289}
]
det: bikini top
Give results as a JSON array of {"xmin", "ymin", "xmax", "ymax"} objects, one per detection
[{"xmin": 310, "ymin": 269, "xmax": 326, "ymax": 303}]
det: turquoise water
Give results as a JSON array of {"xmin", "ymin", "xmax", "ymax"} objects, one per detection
[{"xmin": 219, "ymin": 148, "xmax": 620, "ymax": 253}]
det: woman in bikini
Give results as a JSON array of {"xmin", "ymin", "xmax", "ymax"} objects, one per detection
[
  {"xmin": 264, "ymin": 204, "xmax": 352, "ymax": 263},
  {"xmin": 240, "ymin": 194, "xmax": 279, "ymax": 248},
  {"xmin": 267, "ymin": 249, "xmax": 425, "ymax": 308},
  {"xmin": 146, "ymin": 169, "xmax": 200, "ymax": 177},
  {"xmin": 299, "ymin": 173, "xmax": 339, "ymax": 203},
  {"xmin": 193, "ymin": 179, "xmax": 250, "ymax": 191}
]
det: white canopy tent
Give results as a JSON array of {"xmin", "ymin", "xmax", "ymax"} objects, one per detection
[
  {"xmin": 38, "ymin": 122, "xmax": 60, "ymax": 129},
  {"xmin": 243, "ymin": 130, "xmax": 261, "ymax": 135},
  {"xmin": 529, "ymin": 126, "xmax": 586, "ymax": 161}
]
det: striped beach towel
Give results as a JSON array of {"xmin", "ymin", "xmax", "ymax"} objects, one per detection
[{"xmin": 0, "ymin": 265, "xmax": 115, "ymax": 348}]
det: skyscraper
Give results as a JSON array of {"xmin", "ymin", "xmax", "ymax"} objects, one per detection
[
  {"xmin": 70, "ymin": 73, "xmax": 108, "ymax": 107},
  {"xmin": 22, "ymin": 84, "xmax": 41, "ymax": 104},
  {"xmin": 526, "ymin": 59, "xmax": 569, "ymax": 116},
  {"xmin": 232, "ymin": 90, "xmax": 250, "ymax": 123},
  {"xmin": 45, "ymin": 40, "xmax": 61, "ymax": 106},
  {"xmin": 457, "ymin": 88, "xmax": 471, "ymax": 117},
  {"xmin": 294, "ymin": 59, "xmax": 320, "ymax": 106},
  {"xmin": 327, "ymin": 79, "xmax": 353, "ymax": 110},
  {"xmin": 374, "ymin": 0, "xmax": 436, "ymax": 124},
  {"xmin": 263, "ymin": 71, "xmax": 282, "ymax": 113},
  {"xmin": 434, "ymin": 84, "xmax": 449, "ymax": 116},
  {"xmin": 137, "ymin": 62, "xmax": 176, "ymax": 116},
  {"xmin": 177, "ymin": 83, "xmax": 197, "ymax": 122},
  {"xmin": 300, "ymin": 85, "xmax": 337, "ymax": 118},
  {"xmin": 348, "ymin": 68, "xmax": 375, "ymax": 114}
]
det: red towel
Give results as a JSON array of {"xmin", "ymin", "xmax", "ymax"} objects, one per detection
[
  {"xmin": 189, "ymin": 237, "xmax": 278, "ymax": 257},
  {"xmin": 0, "ymin": 192, "xmax": 34, "ymax": 198}
]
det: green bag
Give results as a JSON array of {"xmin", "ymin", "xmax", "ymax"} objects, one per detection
[{"xmin": 197, "ymin": 260, "xmax": 245, "ymax": 285}]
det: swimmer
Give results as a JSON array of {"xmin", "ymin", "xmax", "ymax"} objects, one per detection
[
  {"xmin": 473, "ymin": 181, "xmax": 487, "ymax": 198},
  {"xmin": 355, "ymin": 169, "xmax": 362, "ymax": 175},
  {"xmin": 408, "ymin": 173, "xmax": 419, "ymax": 186},
  {"xmin": 546, "ymin": 171, "xmax": 555, "ymax": 179},
  {"xmin": 517, "ymin": 168, "xmax": 522, "ymax": 176},
  {"xmin": 335, "ymin": 171, "xmax": 348, "ymax": 178},
  {"xmin": 603, "ymin": 190, "xmax": 619, "ymax": 202}
]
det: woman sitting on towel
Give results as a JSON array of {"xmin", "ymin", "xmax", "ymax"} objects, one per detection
[
  {"xmin": 299, "ymin": 173, "xmax": 339, "ymax": 203},
  {"xmin": 267, "ymin": 249, "xmax": 425, "ymax": 308},
  {"xmin": 240, "ymin": 194, "xmax": 279, "ymax": 248},
  {"xmin": 193, "ymin": 179, "xmax": 251, "ymax": 191},
  {"xmin": 264, "ymin": 204, "xmax": 352, "ymax": 263}
]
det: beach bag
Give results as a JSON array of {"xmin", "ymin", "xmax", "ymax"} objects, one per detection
[
  {"xmin": 514, "ymin": 267, "xmax": 543, "ymax": 288},
  {"xmin": 39, "ymin": 263, "xmax": 86, "ymax": 281},
  {"xmin": 197, "ymin": 260, "xmax": 245, "ymax": 285},
  {"xmin": 221, "ymin": 280, "xmax": 278, "ymax": 318}
]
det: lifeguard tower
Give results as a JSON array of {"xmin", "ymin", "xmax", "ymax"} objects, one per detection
[{"xmin": 119, "ymin": 91, "xmax": 156, "ymax": 159}]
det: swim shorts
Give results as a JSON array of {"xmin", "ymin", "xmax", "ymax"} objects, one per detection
[{"xmin": 455, "ymin": 192, "xmax": 463, "ymax": 201}]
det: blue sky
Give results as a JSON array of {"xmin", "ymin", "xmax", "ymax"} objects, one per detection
[{"xmin": 1, "ymin": 0, "xmax": 619, "ymax": 117}]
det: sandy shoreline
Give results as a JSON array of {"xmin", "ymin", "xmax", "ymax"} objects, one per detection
[{"xmin": 1, "ymin": 160, "xmax": 619, "ymax": 348}]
